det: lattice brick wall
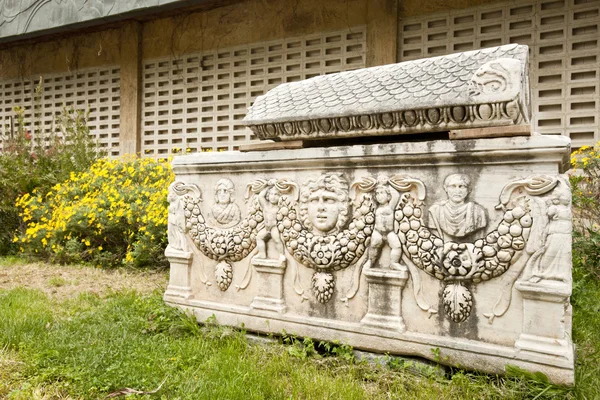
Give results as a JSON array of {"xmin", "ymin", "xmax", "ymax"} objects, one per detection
[
  {"xmin": 398, "ymin": 0, "xmax": 600, "ymax": 148},
  {"xmin": 141, "ymin": 27, "xmax": 366, "ymax": 156},
  {"xmin": 0, "ymin": 67, "xmax": 121, "ymax": 156},
  {"xmin": 0, "ymin": 80, "xmax": 31, "ymax": 149}
]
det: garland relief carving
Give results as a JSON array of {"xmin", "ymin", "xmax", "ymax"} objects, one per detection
[{"xmin": 167, "ymin": 172, "xmax": 562, "ymax": 323}]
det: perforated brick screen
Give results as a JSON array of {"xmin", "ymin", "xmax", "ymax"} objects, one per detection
[
  {"xmin": 0, "ymin": 68, "xmax": 121, "ymax": 156},
  {"xmin": 141, "ymin": 27, "xmax": 366, "ymax": 156}
]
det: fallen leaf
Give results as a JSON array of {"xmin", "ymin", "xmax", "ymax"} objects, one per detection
[{"xmin": 104, "ymin": 378, "xmax": 166, "ymax": 399}]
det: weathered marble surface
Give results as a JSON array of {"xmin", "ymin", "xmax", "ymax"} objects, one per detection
[
  {"xmin": 165, "ymin": 135, "xmax": 574, "ymax": 384},
  {"xmin": 243, "ymin": 44, "xmax": 531, "ymax": 140},
  {"xmin": 0, "ymin": 0, "xmax": 184, "ymax": 41}
]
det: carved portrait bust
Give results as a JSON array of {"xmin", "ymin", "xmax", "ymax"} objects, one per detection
[
  {"xmin": 208, "ymin": 178, "xmax": 241, "ymax": 228},
  {"xmin": 299, "ymin": 174, "xmax": 349, "ymax": 235},
  {"xmin": 427, "ymin": 174, "xmax": 487, "ymax": 243}
]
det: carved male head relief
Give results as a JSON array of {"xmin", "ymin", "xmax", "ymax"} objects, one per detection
[
  {"xmin": 443, "ymin": 174, "xmax": 471, "ymax": 204},
  {"xmin": 427, "ymin": 173, "xmax": 487, "ymax": 243},
  {"xmin": 300, "ymin": 174, "xmax": 349, "ymax": 234}
]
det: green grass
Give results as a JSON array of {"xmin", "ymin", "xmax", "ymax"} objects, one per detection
[
  {"xmin": 0, "ymin": 254, "xmax": 598, "ymax": 399},
  {"xmin": 47, "ymin": 276, "xmax": 68, "ymax": 287},
  {"xmin": 0, "ymin": 255, "xmax": 28, "ymax": 267},
  {"xmin": 570, "ymin": 250, "xmax": 600, "ymax": 400}
]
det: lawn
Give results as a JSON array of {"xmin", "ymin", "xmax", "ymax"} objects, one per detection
[{"xmin": 0, "ymin": 255, "xmax": 598, "ymax": 400}]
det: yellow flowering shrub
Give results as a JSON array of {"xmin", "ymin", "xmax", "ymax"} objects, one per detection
[
  {"xmin": 0, "ymin": 106, "xmax": 101, "ymax": 254},
  {"xmin": 571, "ymin": 143, "xmax": 600, "ymax": 276},
  {"xmin": 571, "ymin": 144, "xmax": 600, "ymax": 222},
  {"xmin": 15, "ymin": 156, "xmax": 174, "ymax": 268}
]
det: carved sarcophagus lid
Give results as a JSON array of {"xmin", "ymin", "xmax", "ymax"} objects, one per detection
[{"xmin": 243, "ymin": 44, "xmax": 531, "ymax": 140}]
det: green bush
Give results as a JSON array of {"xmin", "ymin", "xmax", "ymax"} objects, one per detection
[
  {"xmin": 570, "ymin": 143, "xmax": 600, "ymax": 278},
  {"xmin": 0, "ymin": 106, "xmax": 101, "ymax": 254},
  {"xmin": 15, "ymin": 156, "xmax": 173, "ymax": 268}
]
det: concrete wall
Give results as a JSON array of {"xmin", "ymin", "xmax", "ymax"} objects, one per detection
[
  {"xmin": 400, "ymin": 0, "xmax": 500, "ymax": 18},
  {"xmin": 0, "ymin": 28, "xmax": 121, "ymax": 80},
  {"xmin": 0, "ymin": 0, "xmax": 526, "ymax": 156},
  {"xmin": 143, "ymin": 0, "xmax": 368, "ymax": 60},
  {"xmin": 1, "ymin": 0, "xmax": 508, "ymax": 81},
  {"xmin": 0, "ymin": 0, "xmax": 500, "ymax": 43},
  {"xmin": 0, "ymin": 0, "xmax": 403, "ymax": 80},
  {"xmin": 4, "ymin": 0, "xmax": 592, "ymax": 154}
]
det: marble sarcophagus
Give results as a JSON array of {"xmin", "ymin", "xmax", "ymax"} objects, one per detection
[{"xmin": 164, "ymin": 45, "xmax": 574, "ymax": 385}]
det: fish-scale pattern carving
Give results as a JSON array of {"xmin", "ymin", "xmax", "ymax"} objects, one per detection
[{"xmin": 244, "ymin": 44, "xmax": 528, "ymax": 125}]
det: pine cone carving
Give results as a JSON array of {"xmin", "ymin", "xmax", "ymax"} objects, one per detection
[
  {"xmin": 215, "ymin": 261, "xmax": 233, "ymax": 291},
  {"xmin": 312, "ymin": 271, "xmax": 335, "ymax": 303}
]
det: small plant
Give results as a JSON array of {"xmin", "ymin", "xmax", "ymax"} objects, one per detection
[
  {"xmin": 505, "ymin": 365, "xmax": 571, "ymax": 399},
  {"xmin": 281, "ymin": 331, "xmax": 318, "ymax": 360},
  {"xmin": 143, "ymin": 299, "xmax": 201, "ymax": 337},
  {"xmin": 280, "ymin": 332, "xmax": 355, "ymax": 362},
  {"xmin": 430, "ymin": 347, "xmax": 450, "ymax": 364},
  {"xmin": 319, "ymin": 340, "xmax": 355, "ymax": 362},
  {"xmin": 570, "ymin": 143, "xmax": 600, "ymax": 278},
  {"xmin": 48, "ymin": 276, "xmax": 67, "ymax": 287},
  {"xmin": 386, "ymin": 355, "xmax": 445, "ymax": 379}
]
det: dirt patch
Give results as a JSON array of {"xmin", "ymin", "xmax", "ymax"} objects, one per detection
[{"xmin": 0, "ymin": 260, "xmax": 168, "ymax": 301}]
